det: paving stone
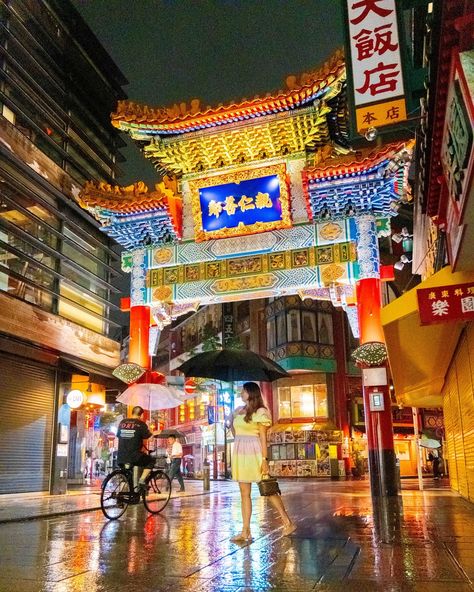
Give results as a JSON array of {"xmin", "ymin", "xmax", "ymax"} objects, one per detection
[{"xmin": 1, "ymin": 480, "xmax": 474, "ymax": 591}]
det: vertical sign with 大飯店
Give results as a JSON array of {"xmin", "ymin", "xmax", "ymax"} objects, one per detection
[{"xmin": 346, "ymin": 0, "xmax": 407, "ymax": 133}]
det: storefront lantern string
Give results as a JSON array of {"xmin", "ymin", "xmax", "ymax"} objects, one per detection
[
  {"xmin": 351, "ymin": 341, "xmax": 388, "ymax": 367},
  {"xmin": 112, "ymin": 363, "xmax": 147, "ymax": 384}
]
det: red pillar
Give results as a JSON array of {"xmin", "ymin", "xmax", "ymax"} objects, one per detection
[
  {"xmin": 129, "ymin": 305, "xmax": 151, "ymax": 370},
  {"xmin": 129, "ymin": 306, "xmax": 151, "ymax": 421},
  {"xmin": 356, "ymin": 278, "xmax": 398, "ymax": 496},
  {"xmin": 333, "ymin": 309, "xmax": 350, "ymax": 473}
]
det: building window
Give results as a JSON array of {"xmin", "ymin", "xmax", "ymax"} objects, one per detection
[
  {"xmin": 301, "ymin": 311, "xmax": 317, "ymax": 342},
  {"xmin": 277, "ymin": 378, "xmax": 328, "ymax": 419},
  {"xmin": 318, "ymin": 312, "xmax": 334, "ymax": 344},
  {"xmin": 266, "ymin": 319, "xmax": 276, "ymax": 350},
  {"xmin": 278, "ymin": 386, "xmax": 292, "ymax": 419},
  {"xmin": 286, "ymin": 309, "xmax": 301, "ymax": 342},
  {"xmin": 266, "ymin": 298, "xmax": 334, "ymax": 350},
  {"xmin": 58, "ymin": 283, "xmax": 105, "ymax": 334},
  {"xmin": 276, "ymin": 313, "xmax": 286, "ymax": 346}
]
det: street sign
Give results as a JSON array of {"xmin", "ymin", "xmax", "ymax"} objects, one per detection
[
  {"xmin": 207, "ymin": 406, "xmax": 217, "ymax": 425},
  {"xmin": 346, "ymin": 0, "xmax": 407, "ymax": 133},
  {"xmin": 66, "ymin": 389, "xmax": 84, "ymax": 409},
  {"xmin": 417, "ymin": 282, "xmax": 474, "ymax": 325}
]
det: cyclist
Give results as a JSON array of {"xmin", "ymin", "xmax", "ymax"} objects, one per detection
[{"xmin": 117, "ymin": 406, "xmax": 159, "ymax": 491}]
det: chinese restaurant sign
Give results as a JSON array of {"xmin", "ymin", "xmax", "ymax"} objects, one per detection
[
  {"xmin": 346, "ymin": 0, "xmax": 407, "ymax": 132},
  {"xmin": 417, "ymin": 282, "xmax": 474, "ymax": 325},
  {"xmin": 189, "ymin": 163, "xmax": 292, "ymax": 241}
]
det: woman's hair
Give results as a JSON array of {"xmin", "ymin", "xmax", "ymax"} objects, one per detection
[{"xmin": 243, "ymin": 381, "xmax": 266, "ymax": 423}]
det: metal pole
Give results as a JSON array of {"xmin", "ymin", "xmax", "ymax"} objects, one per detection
[
  {"xmin": 412, "ymin": 407, "xmax": 424, "ymax": 491},
  {"xmin": 224, "ymin": 422, "xmax": 227, "ymax": 479},
  {"xmin": 213, "ymin": 387, "xmax": 218, "ymax": 479}
]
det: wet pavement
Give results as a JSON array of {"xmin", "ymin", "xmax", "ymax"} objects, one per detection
[
  {"xmin": 0, "ymin": 480, "xmax": 216, "ymax": 523},
  {"xmin": 0, "ymin": 479, "xmax": 473, "ymax": 592}
]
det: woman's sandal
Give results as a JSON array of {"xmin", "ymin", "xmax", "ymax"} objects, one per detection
[
  {"xmin": 230, "ymin": 532, "xmax": 253, "ymax": 543},
  {"xmin": 282, "ymin": 522, "xmax": 297, "ymax": 536}
]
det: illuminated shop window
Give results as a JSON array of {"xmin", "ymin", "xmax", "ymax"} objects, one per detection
[{"xmin": 277, "ymin": 380, "xmax": 328, "ymax": 419}]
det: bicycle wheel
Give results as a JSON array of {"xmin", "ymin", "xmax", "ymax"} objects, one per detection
[
  {"xmin": 142, "ymin": 470, "xmax": 171, "ymax": 514},
  {"xmin": 101, "ymin": 470, "xmax": 130, "ymax": 520}
]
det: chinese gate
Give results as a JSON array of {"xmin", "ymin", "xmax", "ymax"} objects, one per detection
[{"xmin": 80, "ymin": 48, "xmax": 413, "ymax": 498}]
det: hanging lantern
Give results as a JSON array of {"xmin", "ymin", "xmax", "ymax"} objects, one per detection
[{"xmin": 352, "ymin": 341, "xmax": 388, "ymax": 367}]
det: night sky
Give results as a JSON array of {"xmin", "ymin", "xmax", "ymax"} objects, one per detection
[{"xmin": 73, "ymin": 0, "xmax": 344, "ymax": 184}]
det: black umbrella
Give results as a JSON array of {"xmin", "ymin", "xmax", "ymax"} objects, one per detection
[{"xmin": 177, "ymin": 349, "xmax": 290, "ymax": 382}]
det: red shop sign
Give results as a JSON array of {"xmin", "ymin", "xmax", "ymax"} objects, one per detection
[{"xmin": 417, "ymin": 282, "xmax": 474, "ymax": 325}]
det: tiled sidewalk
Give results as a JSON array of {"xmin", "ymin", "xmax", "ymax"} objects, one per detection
[{"xmin": 0, "ymin": 479, "xmax": 473, "ymax": 591}]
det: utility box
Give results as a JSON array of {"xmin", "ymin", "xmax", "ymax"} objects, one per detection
[{"xmin": 330, "ymin": 458, "xmax": 340, "ymax": 480}]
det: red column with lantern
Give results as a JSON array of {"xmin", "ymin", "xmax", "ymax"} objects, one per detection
[
  {"xmin": 333, "ymin": 308, "xmax": 350, "ymax": 473},
  {"xmin": 129, "ymin": 305, "xmax": 151, "ymax": 370},
  {"xmin": 356, "ymin": 277, "xmax": 398, "ymax": 496},
  {"xmin": 128, "ymin": 305, "xmax": 151, "ymax": 421}
]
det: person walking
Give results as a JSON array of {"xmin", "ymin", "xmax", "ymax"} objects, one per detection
[
  {"xmin": 167, "ymin": 435, "xmax": 185, "ymax": 492},
  {"xmin": 84, "ymin": 450, "xmax": 93, "ymax": 483},
  {"xmin": 230, "ymin": 381, "xmax": 296, "ymax": 542}
]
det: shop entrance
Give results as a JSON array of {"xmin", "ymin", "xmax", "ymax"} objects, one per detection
[{"xmin": 0, "ymin": 355, "xmax": 55, "ymax": 493}]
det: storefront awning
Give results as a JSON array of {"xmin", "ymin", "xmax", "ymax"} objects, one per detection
[
  {"xmin": 60, "ymin": 355, "xmax": 125, "ymax": 391},
  {"xmin": 381, "ymin": 266, "xmax": 474, "ymax": 408},
  {"xmin": 270, "ymin": 423, "xmax": 314, "ymax": 432}
]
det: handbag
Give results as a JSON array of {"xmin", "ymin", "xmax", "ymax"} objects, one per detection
[{"xmin": 258, "ymin": 474, "xmax": 281, "ymax": 496}]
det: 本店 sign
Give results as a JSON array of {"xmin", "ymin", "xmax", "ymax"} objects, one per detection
[
  {"xmin": 189, "ymin": 164, "xmax": 292, "ymax": 241},
  {"xmin": 417, "ymin": 282, "xmax": 474, "ymax": 325},
  {"xmin": 346, "ymin": 0, "xmax": 407, "ymax": 132}
]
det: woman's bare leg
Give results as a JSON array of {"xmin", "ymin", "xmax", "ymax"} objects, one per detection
[
  {"xmin": 267, "ymin": 493, "xmax": 291, "ymax": 524},
  {"xmin": 239, "ymin": 482, "xmax": 252, "ymax": 536},
  {"xmin": 267, "ymin": 494, "xmax": 296, "ymax": 534}
]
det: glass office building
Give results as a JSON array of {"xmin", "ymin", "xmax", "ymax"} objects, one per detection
[{"xmin": 0, "ymin": 0, "xmax": 127, "ymax": 493}]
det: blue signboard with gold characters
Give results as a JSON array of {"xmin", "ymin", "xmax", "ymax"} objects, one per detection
[{"xmin": 189, "ymin": 163, "xmax": 292, "ymax": 241}]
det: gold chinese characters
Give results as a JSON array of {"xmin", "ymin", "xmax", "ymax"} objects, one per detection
[{"xmin": 208, "ymin": 192, "xmax": 273, "ymax": 218}]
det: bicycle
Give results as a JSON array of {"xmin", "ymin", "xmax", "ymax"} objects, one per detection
[{"xmin": 100, "ymin": 462, "xmax": 171, "ymax": 520}]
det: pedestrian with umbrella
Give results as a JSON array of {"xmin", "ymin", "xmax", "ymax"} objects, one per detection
[
  {"xmin": 178, "ymin": 349, "xmax": 296, "ymax": 540},
  {"xmin": 116, "ymin": 406, "xmax": 160, "ymax": 492},
  {"xmin": 115, "ymin": 373, "xmax": 194, "ymax": 490}
]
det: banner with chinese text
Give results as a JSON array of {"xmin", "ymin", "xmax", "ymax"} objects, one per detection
[
  {"xmin": 189, "ymin": 163, "xmax": 292, "ymax": 241},
  {"xmin": 417, "ymin": 282, "xmax": 474, "ymax": 325},
  {"xmin": 346, "ymin": 0, "xmax": 407, "ymax": 132}
]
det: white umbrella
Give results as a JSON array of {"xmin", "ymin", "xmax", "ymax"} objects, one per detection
[
  {"xmin": 117, "ymin": 383, "xmax": 188, "ymax": 410},
  {"xmin": 419, "ymin": 437, "xmax": 441, "ymax": 449}
]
